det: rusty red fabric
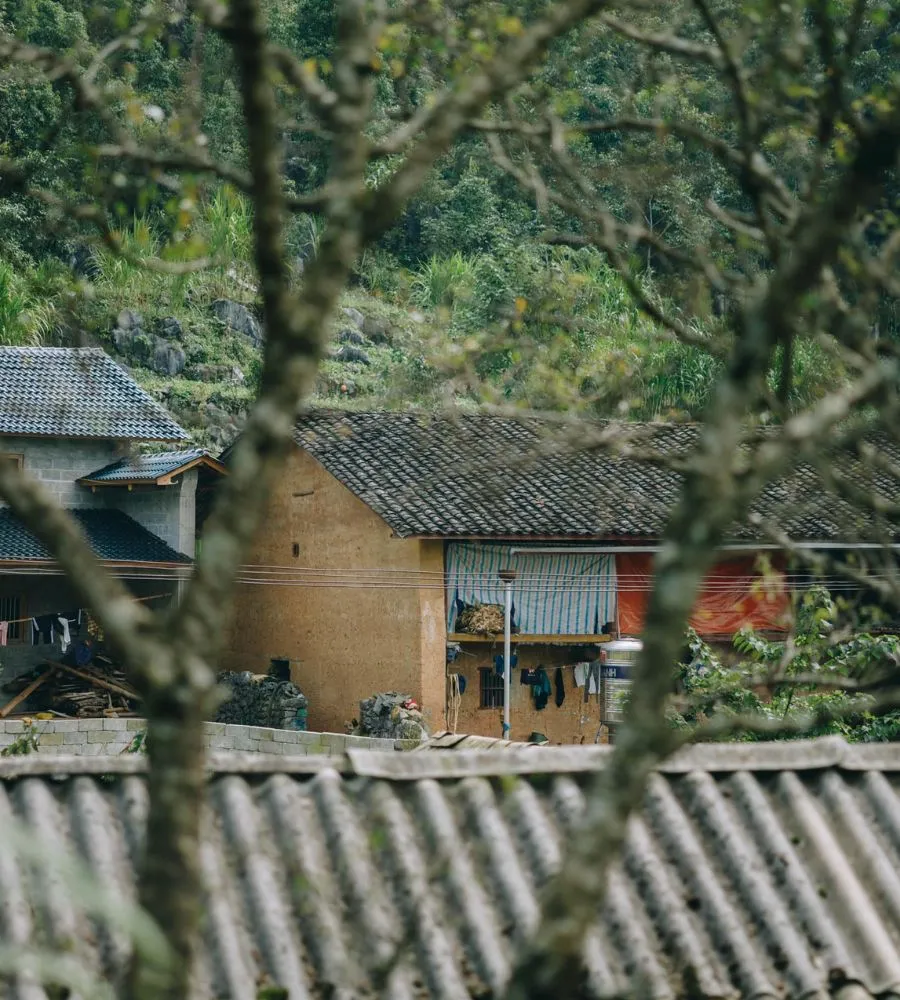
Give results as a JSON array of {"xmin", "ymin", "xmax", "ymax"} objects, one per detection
[{"xmin": 616, "ymin": 552, "xmax": 789, "ymax": 636}]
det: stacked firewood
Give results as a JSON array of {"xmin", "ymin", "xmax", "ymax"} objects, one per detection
[{"xmin": 0, "ymin": 657, "xmax": 139, "ymax": 718}]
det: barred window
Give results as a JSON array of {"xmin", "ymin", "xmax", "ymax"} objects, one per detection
[
  {"xmin": 0, "ymin": 595, "xmax": 23, "ymax": 641},
  {"xmin": 479, "ymin": 667, "xmax": 504, "ymax": 709}
]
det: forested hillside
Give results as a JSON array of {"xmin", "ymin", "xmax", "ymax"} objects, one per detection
[{"xmin": 1, "ymin": 0, "xmax": 897, "ymax": 445}]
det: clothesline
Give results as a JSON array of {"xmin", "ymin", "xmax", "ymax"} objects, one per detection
[{"xmin": 2, "ymin": 592, "xmax": 173, "ymax": 627}]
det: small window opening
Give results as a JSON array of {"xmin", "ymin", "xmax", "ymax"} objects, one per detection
[
  {"xmin": 0, "ymin": 595, "xmax": 23, "ymax": 641},
  {"xmin": 292, "ymin": 543, "xmax": 300, "ymax": 558},
  {"xmin": 479, "ymin": 667, "xmax": 504, "ymax": 709}
]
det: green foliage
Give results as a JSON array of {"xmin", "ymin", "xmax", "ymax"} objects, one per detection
[
  {"xmin": 673, "ymin": 587, "xmax": 900, "ymax": 742},
  {"xmin": 1, "ymin": 720, "xmax": 41, "ymax": 756},
  {"xmin": 0, "ymin": 262, "xmax": 56, "ymax": 345},
  {"xmin": 0, "ymin": 0, "xmax": 895, "ymax": 418}
]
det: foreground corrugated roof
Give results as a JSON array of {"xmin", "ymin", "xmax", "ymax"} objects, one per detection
[
  {"xmin": 0, "ymin": 508, "xmax": 191, "ymax": 563},
  {"xmin": 80, "ymin": 448, "xmax": 222, "ymax": 483},
  {"xmin": 0, "ymin": 347, "xmax": 187, "ymax": 440},
  {"xmin": 293, "ymin": 410, "xmax": 900, "ymax": 540},
  {"xmin": 2, "ymin": 737, "xmax": 900, "ymax": 999}
]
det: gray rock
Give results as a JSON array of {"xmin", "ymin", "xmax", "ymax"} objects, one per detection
[
  {"xmin": 356, "ymin": 691, "xmax": 428, "ymax": 741},
  {"xmin": 69, "ymin": 245, "xmax": 100, "ymax": 279},
  {"xmin": 112, "ymin": 315, "xmax": 185, "ymax": 376},
  {"xmin": 158, "ymin": 316, "xmax": 184, "ymax": 341},
  {"xmin": 151, "ymin": 340, "xmax": 186, "ymax": 376},
  {"xmin": 116, "ymin": 309, "xmax": 143, "ymax": 332},
  {"xmin": 211, "ymin": 299, "xmax": 262, "ymax": 345},
  {"xmin": 334, "ymin": 345, "xmax": 371, "ymax": 365},
  {"xmin": 362, "ymin": 315, "xmax": 393, "ymax": 345},
  {"xmin": 190, "ymin": 363, "xmax": 245, "ymax": 385},
  {"xmin": 341, "ymin": 306, "xmax": 365, "ymax": 330},
  {"xmin": 215, "ymin": 671, "xmax": 308, "ymax": 730},
  {"xmin": 338, "ymin": 328, "xmax": 367, "ymax": 346}
]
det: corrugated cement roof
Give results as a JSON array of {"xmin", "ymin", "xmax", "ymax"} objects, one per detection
[
  {"xmin": 293, "ymin": 409, "xmax": 900, "ymax": 540},
  {"xmin": 1, "ymin": 737, "xmax": 899, "ymax": 999},
  {"xmin": 0, "ymin": 347, "xmax": 187, "ymax": 441}
]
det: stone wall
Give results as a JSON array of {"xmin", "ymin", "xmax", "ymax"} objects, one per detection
[{"xmin": 0, "ymin": 719, "xmax": 401, "ymax": 755}]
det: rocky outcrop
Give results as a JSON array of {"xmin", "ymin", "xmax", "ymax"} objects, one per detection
[
  {"xmin": 333, "ymin": 345, "xmax": 371, "ymax": 365},
  {"xmin": 341, "ymin": 306, "xmax": 365, "ymax": 329},
  {"xmin": 112, "ymin": 310, "xmax": 186, "ymax": 376},
  {"xmin": 188, "ymin": 363, "xmax": 245, "ymax": 384},
  {"xmin": 362, "ymin": 315, "xmax": 393, "ymax": 345},
  {"xmin": 355, "ymin": 692, "xmax": 429, "ymax": 741},
  {"xmin": 210, "ymin": 298, "xmax": 262, "ymax": 345}
]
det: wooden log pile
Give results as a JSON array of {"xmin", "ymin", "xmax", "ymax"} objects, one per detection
[{"xmin": 0, "ymin": 657, "xmax": 140, "ymax": 718}]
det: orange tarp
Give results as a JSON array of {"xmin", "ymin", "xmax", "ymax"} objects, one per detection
[{"xmin": 616, "ymin": 552, "xmax": 790, "ymax": 636}]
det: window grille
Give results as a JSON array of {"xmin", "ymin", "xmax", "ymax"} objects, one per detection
[
  {"xmin": 0, "ymin": 595, "xmax": 23, "ymax": 641},
  {"xmin": 479, "ymin": 667, "xmax": 504, "ymax": 709}
]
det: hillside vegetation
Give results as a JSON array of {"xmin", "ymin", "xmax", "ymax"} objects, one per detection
[{"xmin": 1, "ymin": 0, "xmax": 896, "ymax": 446}]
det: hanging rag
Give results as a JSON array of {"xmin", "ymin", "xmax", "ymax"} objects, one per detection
[
  {"xmin": 56, "ymin": 615, "xmax": 71, "ymax": 654},
  {"xmin": 573, "ymin": 662, "xmax": 600, "ymax": 695},
  {"xmin": 520, "ymin": 668, "xmax": 539, "ymax": 685},
  {"xmin": 583, "ymin": 661, "xmax": 601, "ymax": 703},
  {"xmin": 554, "ymin": 667, "xmax": 565, "ymax": 707},
  {"xmin": 31, "ymin": 614, "xmax": 55, "ymax": 645},
  {"xmin": 61, "ymin": 609, "xmax": 81, "ymax": 636},
  {"xmin": 494, "ymin": 652, "xmax": 518, "ymax": 677},
  {"xmin": 532, "ymin": 668, "xmax": 552, "ymax": 710},
  {"xmin": 0, "ymin": 621, "xmax": 7, "ymax": 647}
]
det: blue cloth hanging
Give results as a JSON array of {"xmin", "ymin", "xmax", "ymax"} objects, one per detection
[{"xmin": 494, "ymin": 652, "xmax": 518, "ymax": 676}]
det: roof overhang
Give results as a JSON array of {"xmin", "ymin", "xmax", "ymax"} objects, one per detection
[
  {"xmin": 0, "ymin": 559, "xmax": 192, "ymax": 576},
  {"xmin": 79, "ymin": 453, "xmax": 227, "ymax": 488},
  {"xmin": 405, "ymin": 535, "xmax": 900, "ymax": 549}
]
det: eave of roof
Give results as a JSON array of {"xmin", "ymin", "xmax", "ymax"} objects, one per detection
[
  {"xmin": 79, "ymin": 449, "xmax": 228, "ymax": 487},
  {"xmin": 292, "ymin": 409, "xmax": 900, "ymax": 542}
]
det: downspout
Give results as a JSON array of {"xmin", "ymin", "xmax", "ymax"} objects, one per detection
[{"xmin": 499, "ymin": 568, "xmax": 516, "ymax": 741}]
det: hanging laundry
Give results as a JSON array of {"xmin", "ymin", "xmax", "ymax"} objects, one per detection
[
  {"xmin": 573, "ymin": 662, "xmax": 600, "ymax": 695},
  {"xmin": 532, "ymin": 668, "xmax": 552, "ymax": 710},
  {"xmin": 494, "ymin": 652, "xmax": 518, "ymax": 677},
  {"xmin": 583, "ymin": 661, "xmax": 601, "ymax": 703},
  {"xmin": 0, "ymin": 621, "xmax": 7, "ymax": 647},
  {"xmin": 56, "ymin": 615, "xmax": 71, "ymax": 654},
  {"xmin": 31, "ymin": 614, "xmax": 56, "ymax": 645},
  {"xmin": 61, "ymin": 609, "xmax": 81, "ymax": 636},
  {"xmin": 520, "ymin": 668, "xmax": 539, "ymax": 685},
  {"xmin": 554, "ymin": 667, "xmax": 565, "ymax": 707}
]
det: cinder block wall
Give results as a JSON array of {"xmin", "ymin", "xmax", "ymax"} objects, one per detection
[{"xmin": 0, "ymin": 719, "xmax": 402, "ymax": 756}]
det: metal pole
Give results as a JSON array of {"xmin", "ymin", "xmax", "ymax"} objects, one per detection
[{"xmin": 499, "ymin": 569, "xmax": 517, "ymax": 741}]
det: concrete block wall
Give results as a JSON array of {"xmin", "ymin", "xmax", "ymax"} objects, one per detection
[
  {"xmin": 0, "ymin": 435, "xmax": 195, "ymax": 556},
  {"xmin": 0, "ymin": 719, "xmax": 402, "ymax": 756},
  {"xmin": 0, "ymin": 436, "xmax": 119, "ymax": 509}
]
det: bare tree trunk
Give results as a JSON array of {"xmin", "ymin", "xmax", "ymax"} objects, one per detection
[{"xmin": 129, "ymin": 660, "xmax": 211, "ymax": 999}]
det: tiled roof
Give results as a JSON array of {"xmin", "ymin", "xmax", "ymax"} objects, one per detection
[
  {"xmin": 0, "ymin": 508, "xmax": 191, "ymax": 563},
  {"xmin": 294, "ymin": 410, "xmax": 900, "ymax": 540},
  {"xmin": 0, "ymin": 347, "xmax": 187, "ymax": 440},
  {"xmin": 0, "ymin": 737, "xmax": 898, "ymax": 999},
  {"xmin": 80, "ymin": 448, "xmax": 223, "ymax": 484}
]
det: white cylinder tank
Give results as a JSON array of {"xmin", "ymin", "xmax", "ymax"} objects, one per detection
[{"xmin": 600, "ymin": 637, "xmax": 643, "ymax": 726}]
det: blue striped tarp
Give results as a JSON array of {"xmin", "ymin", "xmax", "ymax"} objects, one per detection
[{"xmin": 445, "ymin": 543, "xmax": 616, "ymax": 635}]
